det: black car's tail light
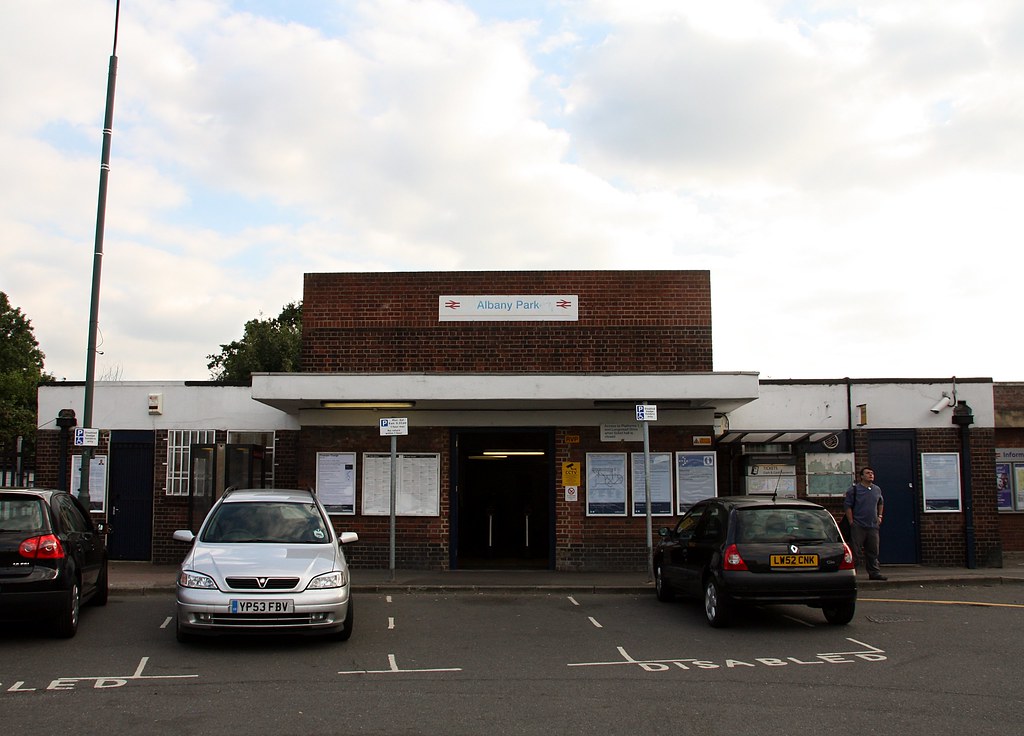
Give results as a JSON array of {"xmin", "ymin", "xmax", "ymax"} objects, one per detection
[
  {"xmin": 19, "ymin": 534, "xmax": 66, "ymax": 560},
  {"xmin": 839, "ymin": 543, "xmax": 856, "ymax": 570},
  {"xmin": 723, "ymin": 543, "xmax": 748, "ymax": 571}
]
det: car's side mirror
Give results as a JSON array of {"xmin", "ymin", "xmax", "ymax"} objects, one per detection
[
  {"xmin": 658, "ymin": 527, "xmax": 670, "ymax": 538},
  {"xmin": 172, "ymin": 529, "xmax": 196, "ymax": 543},
  {"xmin": 338, "ymin": 531, "xmax": 359, "ymax": 545}
]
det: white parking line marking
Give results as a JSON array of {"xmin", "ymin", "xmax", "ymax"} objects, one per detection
[
  {"xmin": 568, "ymin": 596, "xmax": 580, "ymax": 606},
  {"xmin": 567, "ymin": 639, "xmax": 887, "ymax": 672},
  {"xmin": 386, "ymin": 595, "xmax": 393, "ymax": 604},
  {"xmin": 388, "ymin": 617, "xmax": 396, "ymax": 630},
  {"xmin": 588, "ymin": 617, "xmax": 603, "ymax": 628},
  {"xmin": 338, "ymin": 654, "xmax": 462, "ymax": 675},
  {"xmin": 160, "ymin": 617, "xmax": 172, "ymax": 629}
]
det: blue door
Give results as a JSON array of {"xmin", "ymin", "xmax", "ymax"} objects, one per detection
[
  {"xmin": 108, "ymin": 431, "xmax": 155, "ymax": 561},
  {"xmin": 868, "ymin": 432, "xmax": 919, "ymax": 564}
]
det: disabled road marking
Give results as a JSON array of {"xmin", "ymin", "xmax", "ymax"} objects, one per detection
[
  {"xmin": 3, "ymin": 657, "xmax": 198, "ymax": 694},
  {"xmin": 567, "ymin": 638, "xmax": 886, "ymax": 673}
]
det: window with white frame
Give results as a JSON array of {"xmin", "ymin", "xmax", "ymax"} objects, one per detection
[
  {"xmin": 166, "ymin": 430, "xmax": 216, "ymax": 496},
  {"xmin": 227, "ymin": 430, "xmax": 276, "ymax": 487}
]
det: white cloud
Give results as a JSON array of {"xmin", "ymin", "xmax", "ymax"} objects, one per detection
[{"xmin": 1, "ymin": 0, "xmax": 1022, "ymax": 385}]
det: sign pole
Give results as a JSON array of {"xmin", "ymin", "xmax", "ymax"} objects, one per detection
[
  {"xmin": 379, "ymin": 417, "xmax": 409, "ymax": 582},
  {"xmin": 389, "ymin": 434, "xmax": 397, "ymax": 580},
  {"xmin": 642, "ymin": 419, "xmax": 653, "ymax": 581},
  {"xmin": 637, "ymin": 403, "xmax": 658, "ymax": 582}
]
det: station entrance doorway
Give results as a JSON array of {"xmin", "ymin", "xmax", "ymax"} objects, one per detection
[{"xmin": 453, "ymin": 429, "xmax": 554, "ymax": 570}]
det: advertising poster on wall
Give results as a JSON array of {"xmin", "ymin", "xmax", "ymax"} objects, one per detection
[
  {"xmin": 675, "ymin": 452, "xmax": 717, "ymax": 514},
  {"xmin": 996, "ymin": 462, "xmax": 1013, "ymax": 511},
  {"xmin": 586, "ymin": 453, "xmax": 627, "ymax": 516},
  {"xmin": 630, "ymin": 452, "xmax": 673, "ymax": 516},
  {"xmin": 71, "ymin": 454, "xmax": 108, "ymax": 514},
  {"xmin": 316, "ymin": 452, "xmax": 356, "ymax": 514},
  {"xmin": 922, "ymin": 452, "xmax": 962, "ymax": 512}
]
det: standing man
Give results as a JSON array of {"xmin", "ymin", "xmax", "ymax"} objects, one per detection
[{"xmin": 845, "ymin": 467, "xmax": 887, "ymax": 581}]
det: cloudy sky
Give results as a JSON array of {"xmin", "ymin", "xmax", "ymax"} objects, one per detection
[{"xmin": 3, "ymin": 0, "xmax": 1022, "ymax": 384}]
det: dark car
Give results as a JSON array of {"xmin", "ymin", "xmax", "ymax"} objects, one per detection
[
  {"xmin": 653, "ymin": 496, "xmax": 856, "ymax": 627},
  {"xmin": 0, "ymin": 488, "xmax": 108, "ymax": 637}
]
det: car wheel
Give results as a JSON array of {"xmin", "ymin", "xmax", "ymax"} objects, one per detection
[
  {"xmin": 55, "ymin": 580, "xmax": 81, "ymax": 638},
  {"xmin": 90, "ymin": 561, "xmax": 109, "ymax": 607},
  {"xmin": 655, "ymin": 566, "xmax": 675, "ymax": 602},
  {"xmin": 822, "ymin": 599, "xmax": 856, "ymax": 625},
  {"xmin": 333, "ymin": 598, "xmax": 354, "ymax": 642},
  {"xmin": 704, "ymin": 577, "xmax": 732, "ymax": 628}
]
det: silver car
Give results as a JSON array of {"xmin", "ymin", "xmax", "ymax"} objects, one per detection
[{"xmin": 172, "ymin": 488, "xmax": 358, "ymax": 642}]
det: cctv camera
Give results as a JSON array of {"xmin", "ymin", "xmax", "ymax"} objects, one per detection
[{"xmin": 930, "ymin": 396, "xmax": 953, "ymax": 413}]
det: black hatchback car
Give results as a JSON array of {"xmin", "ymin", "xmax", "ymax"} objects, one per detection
[
  {"xmin": 654, "ymin": 496, "xmax": 856, "ymax": 627},
  {"xmin": 0, "ymin": 488, "xmax": 108, "ymax": 637}
]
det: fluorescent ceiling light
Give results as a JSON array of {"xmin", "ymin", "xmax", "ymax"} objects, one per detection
[
  {"xmin": 482, "ymin": 450, "xmax": 545, "ymax": 456},
  {"xmin": 320, "ymin": 401, "xmax": 416, "ymax": 409}
]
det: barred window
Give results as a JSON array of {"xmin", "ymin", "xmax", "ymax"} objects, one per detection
[{"xmin": 166, "ymin": 430, "xmax": 216, "ymax": 496}]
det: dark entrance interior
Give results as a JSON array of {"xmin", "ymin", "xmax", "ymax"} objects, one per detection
[{"xmin": 453, "ymin": 429, "xmax": 553, "ymax": 570}]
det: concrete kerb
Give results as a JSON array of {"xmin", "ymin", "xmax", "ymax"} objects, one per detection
[{"xmin": 107, "ymin": 562, "xmax": 1024, "ymax": 596}]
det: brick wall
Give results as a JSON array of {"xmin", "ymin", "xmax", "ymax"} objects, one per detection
[
  {"xmin": 302, "ymin": 270, "xmax": 713, "ymax": 374},
  {"xmin": 292, "ymin": 423, "xmax": 710, "ymax": 572},
  {"xmin": 298, "ymin": 425, "xmax": 452, "ymax": 570},
  {"xmin": 995, "ymin": 383, "xmax": 1024, "ymax": 552}
]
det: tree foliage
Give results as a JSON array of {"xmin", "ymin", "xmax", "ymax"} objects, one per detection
[
  {"xmin": 207, "ymin": 301, "xmax": 302, "ymax": 382},
  {"xmin": 0, "ymin": 292, "xmax": 51, "ymax": 457}
]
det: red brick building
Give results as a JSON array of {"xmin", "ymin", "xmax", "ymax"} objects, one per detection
[{"xmin": 33, "ymin": 270, "xmax": 1009, "ymax": 571}]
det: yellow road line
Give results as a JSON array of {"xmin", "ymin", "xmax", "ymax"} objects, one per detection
[{"xmin": 860, "ymin": 597, "xmax": 1024, "ymax": 609}]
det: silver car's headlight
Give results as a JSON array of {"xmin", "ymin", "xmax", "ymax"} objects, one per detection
[
  {"xmin": 307, "ymin": 570, "xmax": 346, "ymax": 589},
  {"xmin": 179, "ymin": 570, "xmax": 217, "ymax": 589}
]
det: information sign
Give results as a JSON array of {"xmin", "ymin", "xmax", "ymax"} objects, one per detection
[{"xmin": 379, "ymin": 418, "xmax": 409, "ymax": 436}]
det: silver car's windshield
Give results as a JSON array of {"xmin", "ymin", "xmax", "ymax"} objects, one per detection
[{"xmin": 201, "ymin": 501, "xmax": 331, "ymax": 544}]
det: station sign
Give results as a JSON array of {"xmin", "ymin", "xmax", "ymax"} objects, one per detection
[{"xmin": 439, "ymin": 295, "xmax": 578, "ymax": 321}]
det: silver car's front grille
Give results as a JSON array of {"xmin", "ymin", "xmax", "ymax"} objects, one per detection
[
  {"xmin": 225, "ymin": 577, "xmax": 300, "ymax": 590},
  {"xmin": 208, "ymin": 613, "xmax": 326, "ymax": 627}
]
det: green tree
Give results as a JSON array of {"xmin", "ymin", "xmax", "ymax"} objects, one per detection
[
  {"xmin": 207, "ymin": 301, "xmax": 302, "ymax": 382},
  {"xmin": 0, "ymin": 292, "xmax": 52, "ymax": 463}
]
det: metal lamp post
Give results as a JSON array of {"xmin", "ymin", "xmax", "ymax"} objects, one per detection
[{"xmin": 78, "ymin": 0, "xmax": 121, "ymax": 505}]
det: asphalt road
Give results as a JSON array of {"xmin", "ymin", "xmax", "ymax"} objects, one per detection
[{"xmin": 3, "ymin": 584, "xmax": 1023, "ymax": 735}]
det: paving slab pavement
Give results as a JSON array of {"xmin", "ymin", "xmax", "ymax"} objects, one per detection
[{"xmin": 109, "ymin": 552, "xmax": 1024, "ymax": 595}]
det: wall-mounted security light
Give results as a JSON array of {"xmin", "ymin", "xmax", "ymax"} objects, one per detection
[
  {"xmin": 930, "ymin": 393, "xmax": 955, "ymax": 414},
  {"xmin": 320, "ymin": 401, "xmax": 416, "ymax": 409}
]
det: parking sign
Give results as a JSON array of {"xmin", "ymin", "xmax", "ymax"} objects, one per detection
[{"xmin": 379, "ymin": 418, "xmax": 409, "ymax": 436}]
